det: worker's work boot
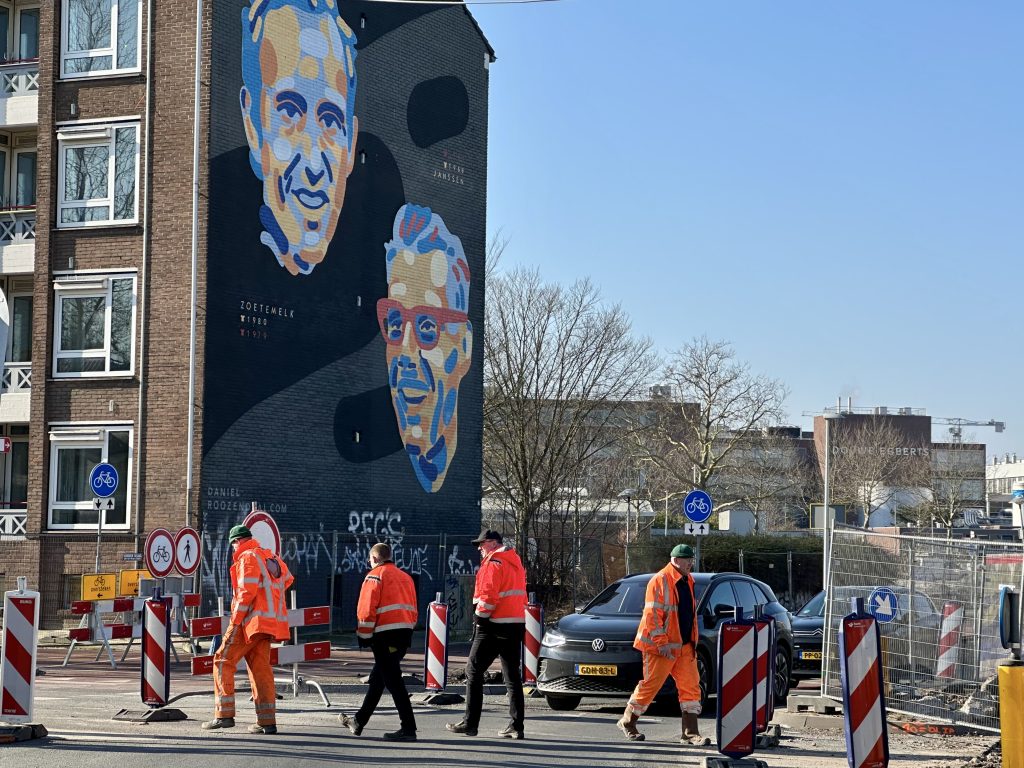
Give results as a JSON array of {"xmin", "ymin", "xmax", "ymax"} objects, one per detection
[
  {"xmin": 616, "ymin": 709, "xmax": 645, "ymax": 742},
  {"xmin": 200, "ymin": 717, "xmax": 235, "ymax": 730},
  {"xmin": 248, "ymin": 723, "xmax": 277, "ymax": 735},
  {"xmin": 681, "ymin": 712, "xmax": 710, "ymax": 746}
]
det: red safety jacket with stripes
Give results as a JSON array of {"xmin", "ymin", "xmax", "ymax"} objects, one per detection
[
  {"xmin": 473, "ymin": 546, "xmax": 528, "ymax": 624},
  {"xmin": 230, "ymin": 538, "xmax": 294, "ymax": 642},
  {"xmin": 356, "ymin": 561, "xmax": 418, "ymax": 641},
  {"xmin": 633, "ymin": 562, "xmax": 697, "ymax": 657}
]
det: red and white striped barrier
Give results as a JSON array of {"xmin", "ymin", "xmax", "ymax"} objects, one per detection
[
  {"xmin": 716, "ymin": 617, "xmax": 758, "ymax": 758},
  {"xmin": 935, "ymin": 601, "xmax": 964, "ymax": 680},
  {"xmin": 189, "ymin": 605, "xmax": 332, "ymax": 676},
  {"xmin": 423, "ymin": 597, "xmax": 448, "ymax": 691},
  {"xmin": 523, "ymin": 599, "xmax": 543, "ymax": 686},
  {"xmin": 839, "ymin": 600, "xmax": 889, "ymax": 768},
  {"xmin": 753, "ymin": 616, "xmax": 774, "ymax": 732},
  {"xmin": 69, "ymin": 622, "xmax": 139, "ymax": 643},
  {"xmin": 142, "ymin": 597, "xmax": 171, "ymax": 707},
  {"xmin": 1, "ymin": 578, "xmax": 40, "ymax": 723}
]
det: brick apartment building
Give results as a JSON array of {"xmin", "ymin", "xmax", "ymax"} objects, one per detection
[{"xmin": 1, "ymin": 0, "xmax": 493, "ymax": 627}]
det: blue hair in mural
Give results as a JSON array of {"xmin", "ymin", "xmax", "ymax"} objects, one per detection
[
  {"xmin": 379, "ymin": 205, "xmax": 473, "ymax": 493},
  {"xmin": 239, "ymin": 0, "xmax": 359, "ymax": 276}
]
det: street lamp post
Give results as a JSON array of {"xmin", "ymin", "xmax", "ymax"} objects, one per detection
[
  {"xmin": 619, "ymin": 488, "xmax": 638, "ymax": 576},
  {"xmin": 822, "ymin": 412, "xmax": 843, "ymax": 590}
]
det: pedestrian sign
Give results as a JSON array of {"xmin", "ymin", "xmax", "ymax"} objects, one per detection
[
  {"xmin": 119, "ymin": 568, "xmax": 152, "ymax": 597},
  {"xmin": 174, "ymin": 527, "xmax": 201, "ymax": 577},
  {"xmin": 867, "ymin": 587, "xmax": 900, "ymax": 624},
  {"xmin": 683, "ymin": 490, "xmax": 713, "ymax": 524},
  {"xmin": 89, "ymin": 463, "xmax": 119, "ymax": 499},
  {"xmin": 81, "ymin": 573, "xmax": 117, "ymax": 601}
]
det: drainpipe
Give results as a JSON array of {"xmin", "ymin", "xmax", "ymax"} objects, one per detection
[
  {"xmin": 133, "ymin": 0, "xmax": 156, "ymax": 554},
  {"xmin": 185, "ymin": 0, "xmax": 203, "ymax": 529}
]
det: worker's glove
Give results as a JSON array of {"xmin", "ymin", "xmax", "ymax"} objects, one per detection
[{"xmin": 657, "ymin": 645, "xmax": 674, "ymax": 660}]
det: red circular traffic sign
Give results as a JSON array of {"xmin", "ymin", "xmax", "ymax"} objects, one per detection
[
  {"xmin": 174, "ymin": 527, "xmax": 201, "ymax": 577},
  {"xmin": 144, "ymin": 528, "xmax": 175, "ymax": 578},
  {"xmin": 242, "ymin": 511, "xmax": 281, "ymax": 556}
]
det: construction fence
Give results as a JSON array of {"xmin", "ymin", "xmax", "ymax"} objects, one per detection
[{"xmin": 823, "ymin": 526, "xmax": 1024, "ymax": 732}]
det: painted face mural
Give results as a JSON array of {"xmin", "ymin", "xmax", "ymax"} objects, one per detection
[
  {"xmin": 381, "ymin": 205, "xmax": 473, "ymax": 493},
  {"xmin": 240, "ymin": 0, "xmax": 358, "ymax": 276}
]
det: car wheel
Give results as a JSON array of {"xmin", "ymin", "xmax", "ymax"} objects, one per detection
[
  {"xmin": 545, "ymin": 694, "xmax": 582, "ymax": 711},
  {"xmin": 697, "ymin": 650, "xmax": 712, "ymax": 715},
  {"xmin": 774, "ymin": 646, "xmax": 791, "ymax": 705}
]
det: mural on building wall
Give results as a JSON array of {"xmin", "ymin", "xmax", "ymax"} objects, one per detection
[
  {"xmin": 202, "ymin": 0, "xmax": 490, "ymax": 610},
  {"xmin": 382, "ymin": 204, "xmax": 472, "ymax": 493}
]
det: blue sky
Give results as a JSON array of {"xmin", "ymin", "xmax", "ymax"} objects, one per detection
[{"xmin": 472, "ymin": 0, "xmax": 1022, "ymax": 456}]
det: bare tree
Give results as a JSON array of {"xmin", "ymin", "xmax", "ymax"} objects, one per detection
[
  {"xmin": 827, "ymin": 418, "xmax": 931, "ymax": 528},
  {"xmin": 927, "ymin": 441, "xmax": 986, "ymax": 529},
  {"xmin": 630, "ymin": 337, "xmax": 788, "ymax": 519},
  {"xmin": 483, "ymin": 266, "xmax": 656, "ymax": 593}
]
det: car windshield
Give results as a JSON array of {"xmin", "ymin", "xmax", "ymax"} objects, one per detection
[
  {"xmin": 798, "ymin": 591, "xmax": 826, "ymax": 618},
  {"xmin": 584, "ymin": 577, "xmax": 709, "ymax": 616}
]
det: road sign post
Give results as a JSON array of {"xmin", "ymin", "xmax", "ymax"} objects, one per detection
[
  {"xmin": 89, "ymin": 464, "xmax": 119, "ymax": 573},
  {"xmin": 683, "ymin": 490, "xmax": 713, "ymax": 571}
]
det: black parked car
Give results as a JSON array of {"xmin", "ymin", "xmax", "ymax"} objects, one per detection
[{"xmin": 537, "ymin": 572, "xmax": 793, "ymax": 712}]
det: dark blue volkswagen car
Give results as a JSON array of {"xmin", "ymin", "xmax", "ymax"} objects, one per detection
[{"xmin": 536, "ymin": 572, "xmax": 793, "ymax": 712}]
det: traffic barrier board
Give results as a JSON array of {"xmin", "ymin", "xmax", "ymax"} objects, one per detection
[
  {"xmin": 839, "ymin": 601, "xmax": 889, "ymax": 768},
  {"xmin": 190, "ymin": 641, "xmax": 331, "ymax": 676},
  {"xmin": 523, "ymin": 601, "xmax": 543, "ymax": 685},
  {"xmin": 1, "ymin": 581, "xmax": 40, "ymax": 722},
  {"xmin": 142, "ymin": 597, "xmax": 171, "ymax": 707},
  {"xmin": 935, "ymin": 601, "xmax": 964, "ymax": 680},
  {"xmin": 716, "ymin": 616, "xmax": 757, "ymax": 759},
  {"xmin": 424, "ymin": 598, "xmax": 448, "ymax": 692}
]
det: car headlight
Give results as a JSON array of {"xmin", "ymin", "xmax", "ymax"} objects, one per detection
[{"xmin": 541, "ymin": 628, "xmax": 566, "ymax": 649}]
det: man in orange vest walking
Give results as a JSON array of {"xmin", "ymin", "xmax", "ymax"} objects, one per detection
[
  {"xmin": 202, "ymin": 524, "xmax": 293, "ymax": 734},
  {"xmin": 339, "ymin": 542, "xmax": 419, "ymax": 741},
  {"xmin": 447, "ymin": 529, "xmax": 528, "ymax": 739},
  {"xmin": 617, "ymin": 543, "xmax": 709, "ymax": 746}
]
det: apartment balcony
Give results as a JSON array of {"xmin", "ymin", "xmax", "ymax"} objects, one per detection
[
  {"xmin": 0, "ymin": 59, "xmax": 37, "ymax": 127},
  {"xmin": 0, "ymin": 361, "xmax": 30, "ymax": 423},
  {"xmin": 0, "ymin": 206, "xmax": 33, "ymax": 273},
  {"xmin": 0, "ymin": 503, "xmax": 27, "ymax": 539}
]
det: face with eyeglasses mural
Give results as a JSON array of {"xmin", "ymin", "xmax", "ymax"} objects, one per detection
[
  {"xmin": 381, "ymin": 205, "xmax": 473, "ymax": 493},
  {"xmin": 240, "ymin": 0, "xmax": 358, "ymax": 276}
]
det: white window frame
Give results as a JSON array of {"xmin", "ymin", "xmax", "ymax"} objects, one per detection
[
  {"xmin": 52, "ymin": 271, "xmax": 136, "ymax": 377},
  {"xmin": 56, "ymin": 121, "xmax": 139, "ymax": 228},
  {"xmin": 47, "ymin": 424, "xmax": 132, "ymax": 531},
  {"xmin": 60, "ymin": 0, "xmax": 142, "ymax": 79}
]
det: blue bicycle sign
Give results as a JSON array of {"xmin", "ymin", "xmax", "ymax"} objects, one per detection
[
  {"xmin": 89, "ymin": 463, "xmax": 119, "ymax": 498},
  {"xmin": 682, "ymin": 490, "xmax": 713, "ymax": 524}
]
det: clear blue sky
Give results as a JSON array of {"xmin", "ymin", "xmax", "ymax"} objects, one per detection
[{"xmin": 473, "ymin": 0, "xmax": 1022, "ymax": 457}]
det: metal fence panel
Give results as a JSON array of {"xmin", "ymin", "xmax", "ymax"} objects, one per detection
[{"xmin": 823, "ymin": 527, "xmax": 1024, "ymax": 732}]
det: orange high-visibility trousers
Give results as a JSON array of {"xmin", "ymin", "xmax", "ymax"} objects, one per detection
[
  {"xmin": 626, "ymin": 644, "xmax": 701, "ymax": 716},
  {"xmin": 212, "ymin": 629, "xmax": 277, "ymax": 726}
]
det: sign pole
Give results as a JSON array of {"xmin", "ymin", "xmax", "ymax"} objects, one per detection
[{"xmin": 95, "ymin": 501, "xmax": 103, "ymax": 573}]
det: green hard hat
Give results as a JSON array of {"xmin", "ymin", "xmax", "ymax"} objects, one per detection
[
  {"xmin": 228, "ymin": 524, "xmax": 252, "ymax": 542},
  {"xmin": 671, "ymin": 544, "xmax": 695, "ymax": 559}
]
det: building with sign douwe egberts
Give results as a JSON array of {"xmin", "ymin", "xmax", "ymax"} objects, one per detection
[{"xmin": 0, "ymin": 0, "xmax": 493, "ymax": 628}]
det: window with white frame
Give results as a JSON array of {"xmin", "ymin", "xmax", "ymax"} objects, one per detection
[
  {"xmin": 48, "ymin": 425, "xmax": 131, "ymax": 529},
  {"xmin": 60, "ymin": 0, "xmax": 140, "ymax": 78},
  {"xmin": 57, "ymin": 122, "xmax": 138, "ymax": 226},
  {"xmin": 53, "ymin": 273, "xmax": 135, "ymax": 376}
]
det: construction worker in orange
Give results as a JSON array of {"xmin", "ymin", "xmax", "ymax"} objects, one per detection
[
  {"xmin": 338, "ymin": 542, "xmax": 419, "ymax": 741},
  {"xmin": 617, "ymin": 543, "xmax": 710, "ymax": 747},
  {"xmin": 447, "ymin": 529, "xmax": 528, "ymax": 739},
  {"xmin": 201, "ymin": 524, "xmax": 293, "ymax": 735}
]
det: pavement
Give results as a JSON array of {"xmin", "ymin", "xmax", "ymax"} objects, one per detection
[{"xmin": 0, "ymin": 644, "xmax": 1000, "ymax": 767}]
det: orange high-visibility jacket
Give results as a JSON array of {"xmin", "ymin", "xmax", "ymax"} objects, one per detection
[
  {"xmin": 229, "ymin": 538, "xmax": 294, "ymax": 642},
  {"xmin": 356, "ymin": 561, "xmax": 418, "ymax": 640},
  {"xmin": 633, "ymin": 562, "xmax": 698, "ymax": 656},
  {"xmin": 473, "ymin": 546, "xmax": 527, "ymax": 624}
]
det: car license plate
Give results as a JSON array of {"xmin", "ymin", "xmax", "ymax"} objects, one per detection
[
  {"xmin": 575, "ymin": 664, "xmax": 617, "ymax": 676},
  {"xmin": 800, "ymin": 651, "xmax": 822, "ymax": 660}
]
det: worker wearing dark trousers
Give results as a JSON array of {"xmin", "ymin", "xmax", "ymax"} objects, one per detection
[{"xmin": 463, "ymin": 620, "xmax": 526, "ymax": 735}]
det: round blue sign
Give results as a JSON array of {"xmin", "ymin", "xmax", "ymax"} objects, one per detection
[
  {"xmin": 867, "ymin": 587, "xmax": 900, "ymax": 624},
  {"xmin": 682, "ymin": 490, "xmax": 713, "ymax": 524},
  {"xmin": 89, "ymin": 463, "xmax": 119, "ymax": 498}
]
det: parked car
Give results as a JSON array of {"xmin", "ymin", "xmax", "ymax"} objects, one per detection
[
  {"xmin": 790, "ymin": 586, "xmax": 946, "ymax": 683},
  {"xmin": 536, "ymin": 572, "xmax": 793, "ymax": 712}
]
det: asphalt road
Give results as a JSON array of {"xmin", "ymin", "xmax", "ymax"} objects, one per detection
[{"xmin": 1, "ymin": 644, "xmax": 997, "ymax": 768}]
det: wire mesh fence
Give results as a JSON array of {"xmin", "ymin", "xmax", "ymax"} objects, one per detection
[{"xmin": 823, "ymin": 526, "xmax": 1024, "ymax": 732}]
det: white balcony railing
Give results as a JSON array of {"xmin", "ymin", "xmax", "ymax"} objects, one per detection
[
  {"xmin": 0, "ymin": 509, "xmax": 26, "ymax": 537},
  {"xmin": 0, "ymin": 207, "xmax": 35, "ymax": 244},
  {"xmin": 0, "ymin": 59, "xmax": 38, "ymax": 97},
  {"xmin": 2, "ymin": 361, "xmax": 30, "ymax": 391}
]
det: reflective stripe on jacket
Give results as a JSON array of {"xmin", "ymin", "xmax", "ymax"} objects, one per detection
[
  {"xmin": 356, "ymin": 561, "xmax": 418, "ymax": 640},
  {"xmin": 473, "ymin": 546, "xmax": 527, "ymax": 624},
  {"xmin": 633, "ymin": 562, "xmax": 697, "ymax": 656},
  {"xmin": 230, "ymin": 538, "xmax": 294, "ymax": 642}
]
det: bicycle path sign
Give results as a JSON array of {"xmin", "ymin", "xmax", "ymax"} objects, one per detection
[
  {"xmin": 683, "ymin": 490, "xmax": 713, "ymax": 524},
  {"xmin": 144, "ymin": 528, "xmax": 176, "ymax": 579},
  {"xmin": 89, "ymin": 463, "xmax": 119, "ymax": 499}
]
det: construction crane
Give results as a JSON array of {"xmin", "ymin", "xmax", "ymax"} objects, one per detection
[{"xmin": 932, "ymin": 417, "xmax": 1005, "ymax": 443}]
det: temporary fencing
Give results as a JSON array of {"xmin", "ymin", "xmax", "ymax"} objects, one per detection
[
  {"xmin": 824, "ymin": 526, "xmax": 1024, "ymax": 732},
  {"xmin": 1, "ymin": 578, "xmax": 40, "ymax": 723},
  {"xmin": 424, "ymin": 595, "xmax": 448, "ymax": 691}
]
